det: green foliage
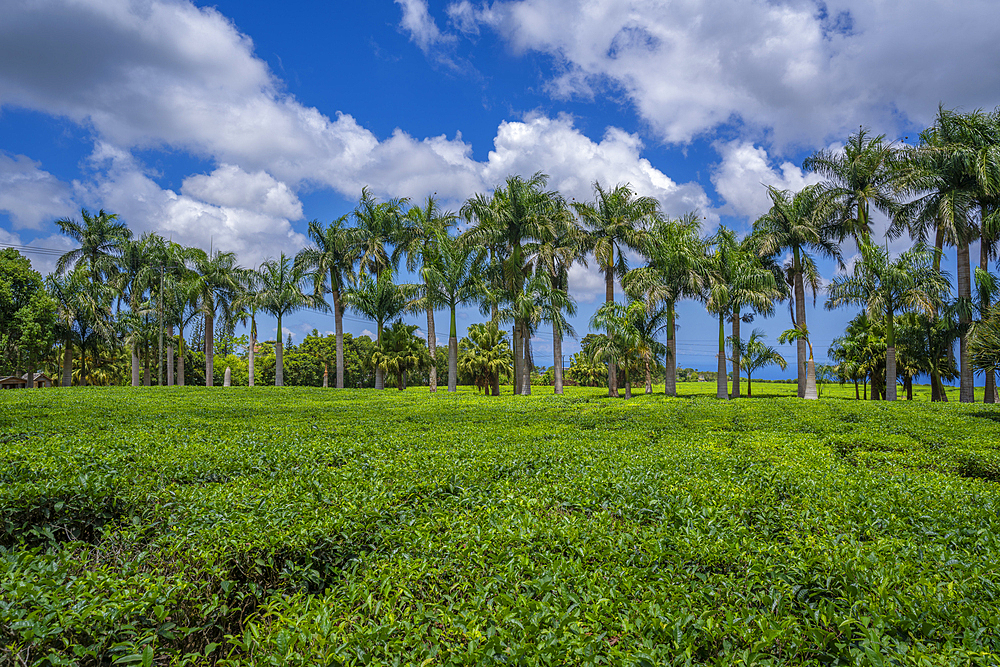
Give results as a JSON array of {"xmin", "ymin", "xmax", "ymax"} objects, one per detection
[{"xmin": 2, "ymin": 388, "xmax": 1000, "ymax": 665}]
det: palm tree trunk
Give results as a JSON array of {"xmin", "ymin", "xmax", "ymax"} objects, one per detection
[
  {"xmin": 427, "ymin": 306, "xmax": 437, "ymax": 392},
  {"xmin": 982, "ymin": 240, "xmax": 997, "ymax": 403},
  {"xmin": 375, "ymin": 320, "xmax": 384, "ymax": 390},
  {"xmin": 958, "ymin": 238, "xmax": 974, "ymax": 402},
  {"xmin": 905, "ymin": 376, "xmax": 913, "ymax": 400},
  {"xmin": 606, "ymin": 259, "xmax": 618, "ymax": 398},
  {"xmin": 731, "ymin": 309, "xmax": 742, "ymax": 398},
  {"xmin": 717, "ymin": 312, "xmax": 728, "ymax": 399},
  {"xmin": 804, "ymin": 357, "xmax": 819, "ymax": 400},
  {"xmin": 177, "ymin": 324, "xmax": 185, "ymax": 386},
  {"xmin": 624, "ymin": 369, "xmax": 632, "ymax": 399},
  {"xmin": 167, "ymin": 326, "xmax": 174, "ymax": 386},
  {"xmin": 334, "ymin": 290, "xmax": 344, "ymax": 389},
  {"xmin": 323, "ymin": 363, "xmax": 328, "ymax": 388},
  {"xmin": 143, "ymin": 340, "xmax": 150, "ymax": 386},
  {"xmin": 131, "ymin": 345, "xmax": 141, "ymax": 386},
  {"xmin": 553, "ymin": 323, "xmax": 564, "ymax": 395},
  {"xmin": 747, "ymin": 374, "xmax": 753, "ymax": 398},
  {"xmin": 885, "ymin": 306, "xmax": 897, "ymax": 401},
  {"xmin": 854, "ymin": 380, "xmax": 859, "ymax": 400},
  {"xmin": 26, "ymin": 357, "xmax": 34, "ymax": 390},
  {"xmin": 248, "ymin": 319, "xmax": 255, "ymax": 387},
  {"xmin": 205, "ymin": 312, "xmax": 214, "ymax": 387},
  {"xmin": 62, "ymin": 340, "xmax": 73, "ymax": 387},
  {"xmin": 522, "ymin": 330, "xmax": 532, "ymax": 396},
  {"xmin": 665, "ymin": 304, "xmax": 677, "ymax": 397},
  {"xmin": 275, "ymin": 314, "xmax": 284, "ymax": 387},
  {"xmin": 448, "ymin": 306, "xmax": 458, "ymax": 392},
  {"xmin": 513, "ymin": 323, "xmax": 522, "ymax": 395},
  {"xmin": 793, "ymin": 251, "xmax": 807, "ymax": 399}
]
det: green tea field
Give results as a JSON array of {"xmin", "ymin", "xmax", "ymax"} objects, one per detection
[{"xmin": 2, "ymin": 385, "xmax": 999, "ymax": 666}]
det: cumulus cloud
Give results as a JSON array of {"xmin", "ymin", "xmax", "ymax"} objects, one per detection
[
  {"xmin": 181, "ymin": 165, "xmax": 303, "ymax": 220},
  {"xmin": 81, "ymin": 144, "xmax": 307, "ymax": 267},
  {"xmin": 452, "ymin": 0, "xmax": 1000, "ymax": 146},
  {"xmin": 0, "ymin": 153, "xmax": 77, "ymax": 229},
  {"xmin": 483, "ymin": 114, "xmax": 711, "ymax": 217},
  {"xmin": 711, "ymin": 141, "xmax": 822, "ymax": 221}
]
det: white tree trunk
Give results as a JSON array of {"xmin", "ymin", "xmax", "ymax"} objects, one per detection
[
  {"xmin": 131, "ymin": 345, "xmax": 141, "ymax": 387},
  {"xmin": 804, "ymin": 358, "xmax": 818, "ymax": 400},
  {"xmin": 885, "ymin": 347, "xmax": 897, "ymax": 401}
]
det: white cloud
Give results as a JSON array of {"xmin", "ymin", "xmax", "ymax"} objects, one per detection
[
  {"xmin": 483, "ymin": 114, "xmax": 711, "ymax": 218},
  {"xmin": 453, "ymin": 0, "xmax": 1000, "ymax": 147},
  {"xmin": 711, "ymin": 140, "xmax": 822, "ymax": 221},
  {"xmin": 181, "ymin": 165, "xmax": 303, "ymax": 220},
  {"xmin": 0, "ymin": 153, "xmax": 77, "ymax": 229},
  {"xmin": 360, "ymin": 329, "xmax": 376, "ymax": 339},
  {"xmin": 395, "ymin": 0, "xmax": 455, "ymax": 53},
  {"xmin": 81, "ymin": 145, "xmax": 307, "ymax": 267}
]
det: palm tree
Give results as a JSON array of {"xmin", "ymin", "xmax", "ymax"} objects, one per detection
[
  {"xmin": 45, "ymin": 270, "xmax": 79, "ymax": 387},
  {"xmin": 623, "ymin": 212, "xmax": 708, "ymax": 397},
  {"xmin": 740, "ymin": 329, "xmax": 786, "ymax": 398},
  {"xmin": 372, "ymin": 320, "xmax": 432, "ymax": 390},
  {"xmin": 752, "ymin": 185, "xmax": 841, "ymax": 398},
  {"xmin": 116, "ymin": 233, "xmax": 162, "ymax": 386},
  {"xmin": 55, "ymin": 208, "xmax": 132, "ymax": 287},
  {"xmin": 894, "ymin": 107, "xmax": 996, "ymax": 402},
  {"xmin": 256, "ymin": 253, "xmax": 321, "ymax": 386},
  {"xmin": 826, "ymin": 241, "xmax": 950, "ymax": 401},
  {"xmin": 462, "ymin": 172, "xmax": 561, "ymax": 394},
  {"xmin": 343, "ymin": 269, "xmax": 413, "ymax": 390},
  {"xmin": 803, "ymin": 127, "xmax": 905, "ymax": 246},
  {"xmin": 399, "ymin": 196, "xmax": 457, "ymax": 392},
  {"xmin": 421, "ymin": 232, "xmax": 487, "ymax": 392},
  {"xmin": 188, "ymin": 249, "xmax": 242, "ymax": 387},
  {"xmin": 589, "ymin": 300, "xmax": 645, "ymax": 399},
  {"xmin": 532, "ymin": 203, "xmax": 585, "ymax": 394},
  {"xmin": 573, "ymin": 182, "xmax": 659, "ymax": 396},
  {"xmin": 232, "ymin": 266, "xmax": 262, "ymax": 387},
  {"xmin": 458, "ymin": 322, "xmax": 513, "ymax": 395},
  {"xmin": 706, "ymin": 226, "xmax": 781, "ymax": 400},
  {"xmin": 46, "ymin": 264, "xmax": 115, "ymax": 386},
  {"xmin": 295, "ymin": 216, "xmax": 359, "ymax": 389},
  {"xmin": 353, "ymin": 187, "xmax": 408, "ymax": 278}
]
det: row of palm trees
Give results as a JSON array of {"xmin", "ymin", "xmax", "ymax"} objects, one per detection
[{"xmin": 40, "ymin": 105, "xmax": 1000, "ymax": 401}]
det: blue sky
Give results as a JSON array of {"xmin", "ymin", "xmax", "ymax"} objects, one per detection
[{"xmin": 4, "ymin": 0, "xmax": 1000, "ymax": 378}]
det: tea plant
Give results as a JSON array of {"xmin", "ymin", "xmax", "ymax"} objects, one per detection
[{"xmin": 1, "ymin": 385, "xmax": 998, "ymax": 665}]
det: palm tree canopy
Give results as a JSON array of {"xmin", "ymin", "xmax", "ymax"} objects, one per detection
[
  {"xmin": 256, "ymin": 253, "xmax": 321, "ymax": 321},
  {"xmin": 296, "ymin": 216, "xmax": 359, "ymax": 306},
  {"xmin": 55, "ymin": 208, "xmax": 132, "ymax": 282},
  {"xmin": 803, "ymin": 127, "xmax": 906, "ymax": 243},
  {"xmin": 573, "ymin": 182, "xmax": 659, "ymax": 279},
  {"xmin": 353, "ymin": 187, "xmax": 409, "ymax": 277}
]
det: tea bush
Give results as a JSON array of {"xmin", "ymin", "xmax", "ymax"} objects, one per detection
[{"xmin": 1, "ymin": 385, "xmax": 998, "ymax": 665}]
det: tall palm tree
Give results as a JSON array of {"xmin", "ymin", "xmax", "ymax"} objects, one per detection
[
  {"xmin": 295, "ymin": 216, "xmax": 359, "ymax": 389},
  {"xmin": 740, "ymin": 329, "xmax": 787, "ymax": 398},
  {"xmin": 422, "ymin": 232, "xmax": 487, "ymax": 392},
  {"xmin": 752, "ymin": 185, "xmax": 841, "ymax": 398},
  {"xmin": 497, "ymin": 274, "xmax": 572, "ymax": 396},
  {"xmin": 116, "ymin": 233, "xmax": 162, "ymax": 386},
  {"xmin": 353, "ymin": 187, "xmax": 408, "ymax": 278},
  {"xmin": 256, "ymin": 253, "xmax": 321, "ymax": 386},
  {"xmin": 803, "ymin": 127, "xmax": 905, "ymax": 246},
  {"xmin": 343, "ymin": 269, "xmax": 413, "ymax": 390},
  {"xmin": 894, "ymin": 107, "xmax": 996, "ymax": 402},
  {"xmin": 532, "ymin": 202, "xmax": 585, "ymax": 394},
  {"xmin": 826, "ymin": 241, "xmax": 950, "ymax": 400},
  {"xmin": 706, "ymin": 227, "xmax": 781, "ymax": 400},
  {"xmin": 188, "ymin": 249, "xmax": 242, "ymax": 387},
  {"xmin": 399, "ymin": 196, "xmax": 457, "ymax": 393},
  {"xmin": 462, "ymin": 172, "xmax": 561, "ymax": 394},
  {"xmin": 623, "ymin": 212, "xmax": 708, "ymax": 397},
  {"xmin": 231, "ymin": 266, "xmax": 262, "ymax": 387},
  {"xmin": 55, "ymin": 208, "xmax": 132, "ymax": 287},
  {"xmin": 573, "ymin": 182, "xmax": 659, "ymax": 396}
]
